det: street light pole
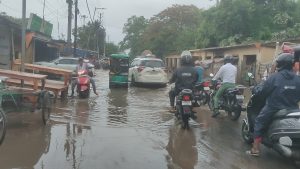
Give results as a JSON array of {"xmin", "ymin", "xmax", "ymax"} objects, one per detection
[
  {"xmin": 21, "ymin": 0, "xmax": 26, "ymax": 72},
  {"xmin": 73, "ymin": 0, "xmax": 78, "ymax": 57}
]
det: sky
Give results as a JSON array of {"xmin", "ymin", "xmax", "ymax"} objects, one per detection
[{"xmin": 0, "ymin": 0, "xmax": 216, "ymax": 44}]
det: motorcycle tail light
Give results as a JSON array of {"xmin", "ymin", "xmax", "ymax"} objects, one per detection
[
  {"xmin": 137, "ymin": 66, "xmax": 145, "ymax": 72},
  {"xmin": 203, "ymin": 81, "xmax": 210, "ymax": 87},
  {"xmin": 182, "ymin": 95, "xmax": 190, "ymax": 101}
]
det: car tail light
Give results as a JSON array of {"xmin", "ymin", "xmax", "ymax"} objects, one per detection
[
  {"xmin": 163, "ymin": 68, "xmax": 168, "ymax": 73},
  {"xmin": 182, "ymin": 95, "xmax": 190, "ymax": 101},
  {"xmin": 137, "ymin": 66, "xmax": 145, "ymax": 72}
]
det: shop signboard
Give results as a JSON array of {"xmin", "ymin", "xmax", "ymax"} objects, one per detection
[{"xmin": 27, "ymin": 13, "xmax": 53, "ymax": 36}]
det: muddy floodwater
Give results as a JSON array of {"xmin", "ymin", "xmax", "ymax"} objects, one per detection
[{"xmin": 0, "ymin": 70, "xmax": 298, "ymax": 169}]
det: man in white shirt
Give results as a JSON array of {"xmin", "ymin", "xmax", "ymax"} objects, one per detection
[{"xmin": 211, "ymin": 55, "xmax": 237, "ymax": 117}]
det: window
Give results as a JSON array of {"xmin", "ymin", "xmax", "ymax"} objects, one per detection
[
  {"xmin": 130, "ymin": 60, "xmax": 137, "ymax": 67},
  {"xmin": 69, "ymin": 59, "xmax": 79, "ymax": 64},
  {"xmin": 140, "ymin": 60, "xmax": 164, "ymax": 67},
  {"xmin": 58, "ymin": 59, "xmax": 70, "ymax": 64}
]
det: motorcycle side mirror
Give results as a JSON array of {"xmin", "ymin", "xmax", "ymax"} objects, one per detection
[{"xmin": 209, "ymin": 73, "xmax": 214, "ymax": 77}]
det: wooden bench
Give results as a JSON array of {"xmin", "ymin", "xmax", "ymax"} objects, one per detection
[
  {"xmin": 0, "ymin": 69, "xmax": 48, "ymax": 107},
  {"xmin": 13, "ymin": 61, "xmax": 72, "ymax": 99}
]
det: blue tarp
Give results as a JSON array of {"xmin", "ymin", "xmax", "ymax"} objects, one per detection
[{"xmin": 62, "ymin": 47, "xmax": 98, "ymax": 58}]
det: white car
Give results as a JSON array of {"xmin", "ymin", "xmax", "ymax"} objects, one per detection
[
  {"xmin": 128, "ymin": 58, "xmax": 168, "ymax": 86},
  {"xmin": 35, "ymin": 57, "xmax": 95, "ymax": 74}
]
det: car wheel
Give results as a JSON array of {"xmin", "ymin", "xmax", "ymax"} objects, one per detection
[{"xmin": 131, "ymin": 76, "xmax": 136, "ymax": 86}]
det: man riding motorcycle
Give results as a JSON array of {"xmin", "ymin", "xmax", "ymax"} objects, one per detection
[
  {"xmin": 247, "ymin": 53, "xmax": 300, "ymax": 157},
  {"xmin": 70, "ymin": 57, "xmax": 99, "ymax": 97},
  {"xmin": 168, "ymin": 51, "xmax": 198, "ymax": 118},
  {"xmin": 211, "ymin": 55, "xmax": 237, "ymax": 117}
]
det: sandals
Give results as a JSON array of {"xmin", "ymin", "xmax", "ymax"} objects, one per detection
[{"xmin": 246, "ymin": 149, "xmax": 260, "ymax": 157}]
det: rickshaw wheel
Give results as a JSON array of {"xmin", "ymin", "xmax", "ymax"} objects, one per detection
[
  {"xmin": 0, "ymin": 109, "xmax": 7, "ymax": 145},
  {"xmin": 42, "ymin": 91, "xmax": 52, "ymax": 125}
]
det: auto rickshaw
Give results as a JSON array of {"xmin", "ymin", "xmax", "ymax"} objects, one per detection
[{"xmin": 109, "ymin": 54, "xmax": 129, "ymax": 88}]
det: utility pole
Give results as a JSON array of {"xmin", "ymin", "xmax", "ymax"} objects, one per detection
[
  {"xmin": 21, "ymin": 0, "xmax": 26, "ymax": 73},
  {"xmin": 73, "ymin": 0, "xmax": 78, "ymax": 57},
  {"xmin": 66, "ymin": 0, "xmax": 72, "ymax": 48}
]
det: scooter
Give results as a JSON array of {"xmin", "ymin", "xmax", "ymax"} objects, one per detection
[
  {"xmin": 241, "ymin": 73, "xmax": 300, "ymax": 161},
  {"xmin": 175, "ymin": 88, "xmax": 194, "ymax": 129},
  {"xmin": 208, "ymin": 77, "xmax": 246, "ymax": 121},
  {"xmin": 75, "ymin": 69, "xmax": 90, "ymax": 98}
]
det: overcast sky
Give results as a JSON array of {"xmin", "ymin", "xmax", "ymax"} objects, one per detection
[{"xmin": 0, "ymin": 0, "xmax": 216, "ymax": 43}]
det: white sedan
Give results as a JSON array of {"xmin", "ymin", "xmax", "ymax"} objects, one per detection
[
  {"xmin": 35, "ymin": 57, "xmax": 95, "ymax": 74},
  {"xmin": 128, "ymin": 58, "xmax": 168, "ymax": 86}
]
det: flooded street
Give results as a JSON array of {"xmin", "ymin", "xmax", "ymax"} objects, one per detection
[{"xmin": 0, "ymin": 70, "xmax": 298, "ymax": 169}]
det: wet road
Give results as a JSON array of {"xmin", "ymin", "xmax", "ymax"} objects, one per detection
[{"xmin": 0, "ymin": 70, "xmax": 298, "ymax": 169}]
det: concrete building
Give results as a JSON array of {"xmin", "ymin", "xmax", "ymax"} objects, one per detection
[
  {"xmin": 0, "ymin": 15, "xmax": 21, "ymax": 70},
  {"xmin": 165, "ymin": 40, "xmax": 300, "ymax": 84}
]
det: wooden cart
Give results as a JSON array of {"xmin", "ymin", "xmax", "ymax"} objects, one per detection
[{"xmin": 0, "ymin": 70, "xmax": 53, "ymax": 145}]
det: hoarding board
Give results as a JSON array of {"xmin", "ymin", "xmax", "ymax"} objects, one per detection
[{"xmin": 27, "ymin": 13, "xmax": 53, "ymax": 36}]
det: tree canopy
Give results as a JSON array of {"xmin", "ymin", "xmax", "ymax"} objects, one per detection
[
  {"xmin": 77, "ymin": 20, "xmax": 119, "ymax": 56},
  {"xmin": 121, "ymin": 0, "xmax": 300, "ymax": 58}
]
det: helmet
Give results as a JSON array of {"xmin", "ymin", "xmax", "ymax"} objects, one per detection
[
  {"xmin": 78, "ymin": 57, "xmax": 84, "ymax": 62},
  {"xmin": 276, "ymin": 53, "xmax": 294, "ymax": 71},
  {"xmin": 224, "ymin": 54, "xmax": 233, "ymax": 64},
  {"xmin": 180, "ymin": 50, "xmax": 193, "ymax": 66}
]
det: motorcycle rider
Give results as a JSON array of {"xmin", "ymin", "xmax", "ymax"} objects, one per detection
[
  {"xmin": 194, "ymin": 60, "xmax": 204, "ymax": 83},
  {"xmin": 169, "ymin": 51, "xmax": 198, "ymax": 117},
  {"xmin": 247, "ymin": 53, "xmax": 300, "ymax": 156},
  {"xmin": 70, "ymin": 57, "xmax": 99, "ymax": 97},
  {"xmin": 211, "ymin": 55, "xmax": 237, "ymax": 117}
]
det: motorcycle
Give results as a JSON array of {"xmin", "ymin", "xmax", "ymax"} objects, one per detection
[
  {"xmin": 193, "ymin": 80, "xmax": 211, "ymax": 107},
  {"xmin": 175, "ymin": 88, "xmax": 194, "ymax": 129},
  {"xmin": 242, "ymin": 73, "xmax": 300, "ymax": 161},
  {"xmin": 74, "ymin": 69, "xmax": 91, "ymax": 98},
  {"xmin": 208, "ymin": 77, "xmax": 246, "ymax": 121}
]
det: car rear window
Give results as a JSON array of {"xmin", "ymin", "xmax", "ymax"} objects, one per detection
[{"xmin": 140, "ymin": 60, "xmax": 164, "ymax": 67}]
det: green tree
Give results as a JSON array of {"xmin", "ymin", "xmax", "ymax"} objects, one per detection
[
  {"xmin": 77, "ymin": 20, "xmax": 106, "ymax": 55},
  {"xmin": 105, "ymin": 42, "xmax": 119, "ymax": 57},
  {"xmin": 120, "ymin": 16, "xmax": 148, "ymax": 57},
  {"xmin": 141, "ymin": 5, "xmax": 202, "ymax": 57}
]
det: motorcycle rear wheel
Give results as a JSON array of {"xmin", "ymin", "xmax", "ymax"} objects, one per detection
[
  {"xmin": 181, "ymin": 114, "xmax": 189, "ymax": 130},
  {"xmin": 227, "ymin": 103, "xmax": 241, "ymax": 121},
  {"xmin": 208, "ymin": 97, "xmax": 214, "ymax": 111},
  {"xmin": 0, "ymin": 109, "xmax": 6, "ymax": 145},
  {"xmin": 241, "ymin": 120, "xmax": 253, "ymax": 144},
  {"xmin": 79, "ymin": 89, "xmax": 90, "ymax": 98}
]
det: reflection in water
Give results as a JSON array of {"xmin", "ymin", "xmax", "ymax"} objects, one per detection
[
  {"xmin": 0, "ymin": 124, "xmax": 51, "ymax": 169},
  {"xmin": 166, "ymin": 126, "xmax": 198, "ymax": 169},
  {"xmin": 107, "ymin": 88, "xmax": 128, "ymax": 126}
]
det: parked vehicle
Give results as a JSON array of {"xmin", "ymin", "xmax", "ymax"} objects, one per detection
[
  {"xmin": 109, "ymin": 54, "xmax": 129, "ymax": 88},
  {"xmin": 74, "ymin": 69, "xmax": 90, "ymax": 98},
  {"xmin": 208, "ymin": 78, "xmax": 246, "ymax": 121},
  {"xmin": 35, "ymin": 57, "xmax": 95, "ymax": 75},
  {"xmin": 193, "ymin": 80, "xmax": 211, "ymax": 107},
  {"xmin": 242, "ymin": 73, "xmax": 300, "ymax": 162},
  {"xmin": 128, "ymin": 58, "xmax": 168, "ymax": 86},
  {"xmin": 175, "ymin": 88, "xmax": 194, "ymax": 129}
]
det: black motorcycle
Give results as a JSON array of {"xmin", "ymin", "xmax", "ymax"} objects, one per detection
[
  {"xmin": 175, "ymin": 89, "xmax": 194, "ymax": 129},
  {"xmin": 208, "ymin": 80, "xmax": 246, "ymax": 121},
  {"xmin": 241, "ymin": 73, "xmax": 300, "ymax": 161},
  {"xmin": 193, "ymin": 80, "xmax": 211, "ymax": 107}
]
